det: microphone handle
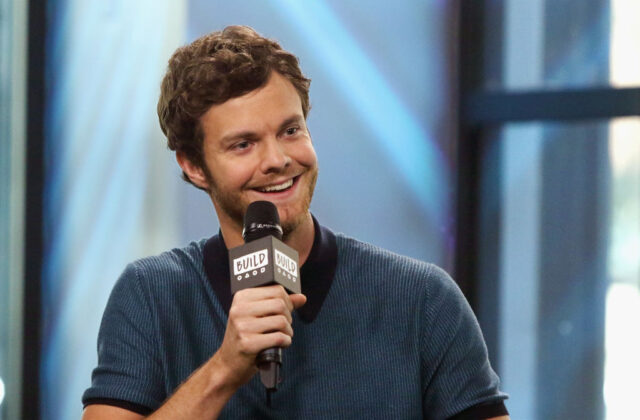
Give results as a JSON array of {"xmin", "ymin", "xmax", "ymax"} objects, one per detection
[{"xmin": 257, "ymin": 347, "xmax": 282, "ymax": 390}]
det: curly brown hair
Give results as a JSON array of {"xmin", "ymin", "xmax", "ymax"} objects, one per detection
[{"xmin": 157, "ymin": 25, "xmax": 311, "ymax": 188}]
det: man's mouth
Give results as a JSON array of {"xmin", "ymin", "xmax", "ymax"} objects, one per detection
[{"xmin": 255, "ymin": 177, "xmax": 296, "ymax": 193}]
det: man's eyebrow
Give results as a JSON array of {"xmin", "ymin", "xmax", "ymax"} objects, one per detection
[
  {"xmin": 219, "ymin": 114, "xmax": 304, "ymax": 144},
  {"xmin": 278, "ymin": 115, "xmax": 305, "ymax": 131},
  {"xmin": 220, "ymin": 130, "xmax": 258, "ymax": 145}
]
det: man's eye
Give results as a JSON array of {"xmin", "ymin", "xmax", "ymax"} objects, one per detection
[
  {"xmin": 234, "ymin": 141, "xmax": 250, "ymax": 150},
  {"xmin": 285, "ymin": 127, "xmax": 298, "ymax": 136}
]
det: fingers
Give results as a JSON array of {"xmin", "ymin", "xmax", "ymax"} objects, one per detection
[
  {"xmin": 236, "ymin": 314, "xmax": 294, "ymax": 337},
  {"xmin": 237, "ymin": 332, "xmax": 293, "ymax": 354},
  {"xmin": 227, "ymin": 286, "xmax": 303, "ymax": 351},
  {"xmin": 233, "ymin": 285, "xmax": 306, "ymax": 314},
  {"xmin": 235, "ymin": 298, "xmax": 294, "ymax": 323},
  {"xmin": 228, "ymin": 312, "xmax": 295, "ymax": 356},
  {"xmin": 215, "ymin": 286, "xmax": 305, "ymax": 387},
  {"xmin": 234, "ymin": 285, "xmax": 295, "ymax": 310}
]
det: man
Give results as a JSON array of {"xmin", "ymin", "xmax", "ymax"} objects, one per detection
[{"xmin": 82, "ymin": 26, "xmax": 509, "ymax": 419}]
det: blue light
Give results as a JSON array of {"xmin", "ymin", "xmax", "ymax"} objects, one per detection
[
  {"xmin": 0, "ymin": 376, "xmax": 5, "ymax": 406},
  {"xmin": 272, "ymin": 0, "xmax": 450, "ymax": 226}
]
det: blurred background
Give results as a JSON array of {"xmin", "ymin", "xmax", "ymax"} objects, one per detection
[{"xmin": 0, "ymin": 0, "xmax": 638, "ymax": 419}]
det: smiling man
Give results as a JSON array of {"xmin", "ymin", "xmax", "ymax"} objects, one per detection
[
  {"xmin": 177, "ymin": 70, "xmax": 318, "ymax": 259},
  {"xmin": 82, "ymin": 26, "xmax": 509, "ymax": 419}
]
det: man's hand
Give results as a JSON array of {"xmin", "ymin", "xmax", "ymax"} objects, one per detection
[
  {"xmin": 83, "ymin": 285, "xmax": 306, "ymax": 420},
  {"xmin": 212, "ymin": 285, "xmax": 307, "ymax": 388}
]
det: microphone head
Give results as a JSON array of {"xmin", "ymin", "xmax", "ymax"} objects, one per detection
[{"xmin": 243, "ymin": 201, "xmax": 283, "ymax": 242}]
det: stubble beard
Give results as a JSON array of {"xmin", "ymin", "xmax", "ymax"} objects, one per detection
[
  {"xmin": 280, "ymin": 167, "xmax": 317, "ymax": 240},
  {"xmin": 206, "ymin": 166, "xmax": 318, "ymax": 241}
]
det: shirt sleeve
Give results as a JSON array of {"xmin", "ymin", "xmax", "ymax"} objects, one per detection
[
  {"xmin": 82, "ymin": 262, "xmax": 165, "ymax": 412},
  {"xmin": 420, "ymin": 265, "xmax": 508, "ymax": 420}
]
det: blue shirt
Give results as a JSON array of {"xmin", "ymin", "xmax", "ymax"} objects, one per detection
[{"xmin": 83, "ymin": 219, "xmax": 507, "ymax": 419}]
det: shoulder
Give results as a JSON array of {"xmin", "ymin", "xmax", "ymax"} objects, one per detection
[
  {"xmin": 109, "ymin": 239, "xmax": 208, "ymax": 303},
  {"xmin": 334, "ymin": 233, "xmax": 456, "ymax": 293},
  {"xmin": 131, "ymin": 239, "xmax": 207, "ymax": 275},
  {"xmin": 331, "ymin": 233, "xmax": 468, "ymax": 320},
  {"xmin": 126, "ymin": 239, "xmax": 207, "ymax": 283},
  {"xmin": 98, "ymin": 239, "xmax": 211, "ymax": 344}
]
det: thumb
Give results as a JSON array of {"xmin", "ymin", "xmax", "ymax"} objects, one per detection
[{"xmin": 290, "ymin": 293, "xmax": 307, "ymax": 309}]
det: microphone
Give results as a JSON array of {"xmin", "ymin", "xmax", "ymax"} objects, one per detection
[{"xmin": 228, "ymin": 201, "xmax": 300, "ymax": 395}]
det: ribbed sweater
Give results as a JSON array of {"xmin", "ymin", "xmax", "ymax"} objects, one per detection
[{"xmin": 83, "ymin": 223, "xmax": 506, "ymax": 419}]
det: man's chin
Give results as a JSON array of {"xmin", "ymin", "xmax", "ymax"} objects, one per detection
[{"xmin": 281, "ymin": 211, "xmax": 310, "ymax": 239}]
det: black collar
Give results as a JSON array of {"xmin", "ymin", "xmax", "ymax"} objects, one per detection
[{"xmin": 202, "ymin": 215, "xmax": 338, "ymax": 323}]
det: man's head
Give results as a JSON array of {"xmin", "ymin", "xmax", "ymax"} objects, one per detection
[
  {"xmin": 157, "ymin": 26, "xmax": 318, "ymax": 241},
  {"xmin": 157, "ymin": 25, "xmax": 311, "ymax": 189}
]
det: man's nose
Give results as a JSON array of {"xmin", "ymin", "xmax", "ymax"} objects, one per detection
[{"xmin": 260, "ymin": 137, "xmax": 291, "ymax": 173}]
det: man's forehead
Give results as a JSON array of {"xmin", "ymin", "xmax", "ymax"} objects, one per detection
[{"xmin": 200, "ymin": 72, "xmax": 305, "ymax": 139}]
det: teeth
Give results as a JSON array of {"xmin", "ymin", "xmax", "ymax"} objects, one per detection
[{"xmin": 259, "ymin": 179, "xmax": 293, "ymax": 192}]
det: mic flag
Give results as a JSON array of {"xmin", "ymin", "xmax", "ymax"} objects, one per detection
[{"xmin": 228, "ymin": 235, "xmax": 300, "ymax": 294}]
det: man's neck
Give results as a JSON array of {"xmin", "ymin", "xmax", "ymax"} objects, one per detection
[{"xmin": 219, "ymin": 212, "xmax": 315, "ymax": 266}]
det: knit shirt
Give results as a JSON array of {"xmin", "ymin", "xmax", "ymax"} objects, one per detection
[{"xmin": 83, "ymin": 220, "xmax": 507, "ymax": 419}]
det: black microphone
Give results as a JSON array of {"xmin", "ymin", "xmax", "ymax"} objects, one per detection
[{"xmin": 228, "ymin": 201, "xmax": 300, "ymax": 397}]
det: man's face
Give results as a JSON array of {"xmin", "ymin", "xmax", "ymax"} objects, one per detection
[{"xmin": 197, "ymin": 71, "xmax": 318, "ymax": 237}]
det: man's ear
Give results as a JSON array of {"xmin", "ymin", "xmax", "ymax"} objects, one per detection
[{"xmin": 176, "ymin": 151, "xmax": 210, "ymax": 190}]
